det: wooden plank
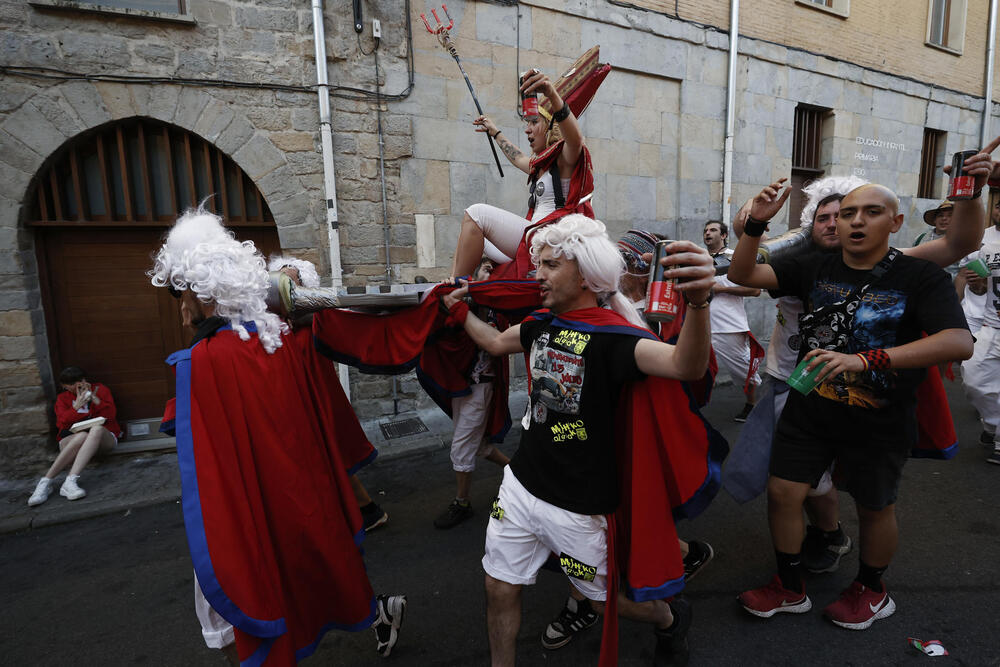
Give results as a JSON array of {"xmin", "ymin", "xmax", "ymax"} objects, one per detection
[
  {"xmin": 161, "ymin": 126, "xmax": 179, "ymax": 217},
  {"xmin": 116, "ymin": 126, "xmax": 135, "ymax": 221},
  {"xmin": 49, "ymin": 170, "xmax": 64, "ymax": 221},
  {"xmin": 216, "ymin": 150, "xmax": 230, "ymax": 219},
  {"xmin": 36, "ymin": 179, "xmax": 49, "ymax": 220},
  {"xmin": 183, "ymin": 133, "xmax": 197, "ymax": 209},
  {"xmin": 252, "ymin": 181, "xmax": 263, "ymax": 222},
  {"xmin": 95, "ymin": 135, "xmax": 115, "ymax": 220},
  {"xmin": 234, "ymin": 160, "xmax": 247, "ymax": 222},
  {"xmin": 202, "ymin": 141, "xmax": 215, "ymax": 212},
  {"xmin": 69, "ymin": 147, "xmax": 87, "ymax": 221},
  {"xmin": 136, "ymin": 123, "xmax": 155, "ymax": 222}
]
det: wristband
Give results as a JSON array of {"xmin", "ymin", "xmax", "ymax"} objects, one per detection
[
  {"xmin": 855, "ymin": 353, "xmax": 869, "ymax": 372},
  {"xmin": 684, "ymin": 292, "xmax": 712, "ymax": 309},
  {"xmin": 490, "ymin": 129, "xmax": 500, "ymax": 139},
  {"xmin": 552, "ymin": 104, "xmax": 571, "ymax": 123},
  {"xmin": 860, "ymin": 348, "xmax": 890, "ymax": 370},
  {"xmin": 743, "ymin": 216, "xmax": 768, "ymax": 238},
  {"xmin": 970, "ymin": 188, "xmax": 983, "ymax": 200},
  {"xmin": 446, "ymin": 300, "xmax": 470, "ymax": 327}
]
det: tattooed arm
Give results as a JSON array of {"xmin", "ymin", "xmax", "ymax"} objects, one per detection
[{"xmin": 473, "ymin": 115, "xmax": 531, "ymax": 174}]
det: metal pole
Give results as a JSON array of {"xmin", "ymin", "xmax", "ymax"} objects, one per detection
[
  {"xmin": 722, "ymin": 0, "xmax": 740, "ymax": 227},
  {"xmin": 311, "ymin": 0, "xmax": 351, "ymax": 397},
  {"xmin": 982, "ymin": 0, "xmax": 998, "ymax": 148}
]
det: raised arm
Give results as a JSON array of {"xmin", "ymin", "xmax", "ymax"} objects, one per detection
[
  {"xmin": 473, "ymin": 115, "xmax": 531, "ymax": 174},
  {"xmin": 727, "ymin": 179, "xmax": 790, "ymax": 289},
  {"xmin": 440, "ymin": 282, "xmax": 526, "ymax": 356},
  {"xmin": 906, "ymin": 137, "xmax": 999, "ymax": 264},
  {"xmin": 521, "ymin": 69, "xmax": 584, "ymax": 170},
  {"xmin": 634, "ymin": 241, "xmax": 714, "ymax": 380}
]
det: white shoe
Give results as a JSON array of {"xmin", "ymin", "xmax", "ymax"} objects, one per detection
[
  {"xmin": 60, "ymin": 474, "xmax": 86, "ymax": 500},
  {"xmin": 28, "ymin": 477, "xmax": 53, "ymax": 506}
]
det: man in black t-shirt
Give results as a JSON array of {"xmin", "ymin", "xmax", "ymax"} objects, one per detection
[
  {"xmin": 442, "ymin": 214, "xmax": 715, "ymax": 666},
  {"xmin": 728, "ymin": 183, "xmax": 974, "ymax": 631}
]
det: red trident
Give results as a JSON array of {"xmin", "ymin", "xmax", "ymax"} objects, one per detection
[{"xmin": 420, "ymin": 4, "xmax": 504, "ymax": 177}]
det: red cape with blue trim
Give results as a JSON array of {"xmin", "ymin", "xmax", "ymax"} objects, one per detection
[{"xmin": 168, "ymin": 323, "xmax": 375, "ymax": 666}]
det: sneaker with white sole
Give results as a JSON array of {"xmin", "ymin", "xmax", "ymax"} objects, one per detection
[
  {"xmin": 801, "ymin": 525, "xmax": 853, "ymax": 574},
  {"xmin": 738, "ymin": 575, "xmax": 812, "ymax": 618},
  {"xmin": 373, "ymin": 594, "xmax": 406, "ymax": 657},
  {"xmin": 28, "ymin": 477, "xmax": 53, "ymax": 506},
  {"xmin": 60, "ymin": 474, "xmax": 86, "ymax": 501},
  {"xmin": 988, "ymin": 448, "xmax": 1000, "ymax": 465},
  {"xmin": 682, "ymin": 540, "xmax": 714, "ymax": 582},
  {"xmin": 823, "ymin": 581, "xmax": 895, "ymax": 630},
  {"xmin": 541, "ymin": 596, "xmax": 599, "ymax": 650}
]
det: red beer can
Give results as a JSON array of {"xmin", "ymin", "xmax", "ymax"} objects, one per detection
[
  {"xmin": 645, "ymin": 240, "xmax": 680, "ymax": 323},
  {"xmin": 948, "ymin": 149, "xmax": 980, "ymax": 200},
  {"xmin": 520, "ymin": 70, "xmax": 539, "ymax": 117}
]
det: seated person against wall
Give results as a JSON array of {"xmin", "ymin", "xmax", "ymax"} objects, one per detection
[{"xmin": 28, "ymin": 366, "xmax": 122, "ymax": 506}]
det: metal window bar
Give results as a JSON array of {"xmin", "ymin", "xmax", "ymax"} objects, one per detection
[
  {"xmin": 792, "ymin": 106, "xmax": 824, "ymax": 171},
  {"xmin": 918, "ymin": 129, "xmax": 943, "ymax": 198},
  {"xmin": 28, "ymin": 119, "xmax": 273, "ymax": 227}
]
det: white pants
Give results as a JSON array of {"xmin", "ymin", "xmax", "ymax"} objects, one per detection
[
  {"xmin": 483, "ymin": 467, "xmax": 608, "ymax": 601},
  {"xmin": 451, "ymin": 382, "xmax": 496, "ymax": 472},
  {"xmin": 962, "ymin": 325, "xmax": 1000, "ymax": 441},
  {"xmin": 712, "ymin": 332, "xmax": 762, "ymax": 392},
  {"xmin": 465, "ymin": 203, "xmax": 528, "ymax": 262},
  {"xmin": 193, "ymin": 574, "xmax": 234, "ymax": 649}
]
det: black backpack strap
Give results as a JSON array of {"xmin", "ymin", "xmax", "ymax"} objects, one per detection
[{"xmin": 549, "ymin": 161, "xmax": 565, "ymax": 210}]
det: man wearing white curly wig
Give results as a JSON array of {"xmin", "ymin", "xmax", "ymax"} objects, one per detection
[
  {"xmin": 443, "ymin": 214, "xmax": 716, "ymax": 666},
  {"xmin": 150, "ymin": 209, "xmax": 403, "ymax": 664}
]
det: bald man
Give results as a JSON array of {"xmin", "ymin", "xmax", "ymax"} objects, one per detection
[{"xmin": 728, "ymin": 182, "xmax": 974, "ymax": 631}]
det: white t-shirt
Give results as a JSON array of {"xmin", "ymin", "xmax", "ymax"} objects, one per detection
[
  {"xmin": 978, "ymin": 226, "xmax": 1000, "ymax": 330},
  {"xmin": 710, "ymin": 249, "xmax": 751, "ymax": 334},
  {"xmin": 764, "ymin": 296, "xmax": 805, "ymax": 381},
  {"xmin": 530, "ymin": 170, "xmax": 572, "ymax": 223}
]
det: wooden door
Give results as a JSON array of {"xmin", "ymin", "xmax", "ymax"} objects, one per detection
[{"xmin": 37, "ymin": 226, "xmax": 281, "ymax": 423}]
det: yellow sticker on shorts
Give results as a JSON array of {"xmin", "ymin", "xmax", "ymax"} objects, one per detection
[{"xmin": 559, "ymin": 552, "xmax": 597, "ymax": 582}]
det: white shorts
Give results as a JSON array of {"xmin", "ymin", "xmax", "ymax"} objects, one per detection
[
  {"xmin": 483, "ymin": 466, "xmax": 608, "ymax": 601},
  {"xmin": 451, "ymin": 382, "xmax": 496, "ymax": 472},
  {"xmin": 194, "ymin": 573, "xmax": 235, "ymax": 649},
  {"xmin": 712, "ymin": 331, "xmax": 762, "ymax": 390},
  {"xmin": 466, "ymin": 203, "xmax": 529, "ymax": 261}
]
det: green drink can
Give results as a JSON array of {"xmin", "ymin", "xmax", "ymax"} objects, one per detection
[
  {"xmin": 965, "ymin": 257, "xmax": 990, "ymax": 278},
  {"xmin": 786, "ymin": 358, "xmax": 827, "ymax": 395}
]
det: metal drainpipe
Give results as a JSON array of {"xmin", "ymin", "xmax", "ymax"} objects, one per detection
[
  {"xmin": 722, "ymin": 0, "xmax": 740, "ymax": 227},
  {"xmin": 982, "ymin": 0, "xmax": 998, "ymax": 148},
  {"xmin": 311, "ymin": 0, "xmax": 351, "ymax": 397}
]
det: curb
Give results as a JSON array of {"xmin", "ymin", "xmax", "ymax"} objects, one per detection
[{"xmin": 1, "ymin": 488, "xmax": 182, "ymax": 535}]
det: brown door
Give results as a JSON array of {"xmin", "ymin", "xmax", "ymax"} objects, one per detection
[{"xmin": 37, "ymin": 226, "xmax": 281, "ymax": 424}]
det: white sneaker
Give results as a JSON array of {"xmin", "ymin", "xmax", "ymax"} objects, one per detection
[
  {"xmin": 28, "ymin": 477, "xmax": 53, "ymax": 506},
  {"xmin": 60, "ymin": 474, "xmax": 86, "ymax": 500}
]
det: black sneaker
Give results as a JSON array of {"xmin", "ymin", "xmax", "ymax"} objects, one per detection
[
  {"xmin": 654, "ymin": 596, "xmax": 692, "ymax": 666},
  {"xmin": 682, "ymin": 540, "xmax": 714, "ymax": 582},
  {"xmin": 802, "ymin": 524, "xmax": 852, "ymax": 574},
  {"xmin": 361, "ymin": 501, "xmax": 389, "ymax": 532},
  {"xmin": 980, "ymin": 430, "xmax": 995, "ymax": 447},
  {"xmin": 373, "ymin": 594, "xmax": 406, "ymax": 657},
  {"xmin": 988, "ymin": 448, "xmax": 1000, "ymax": 465},
  {"xmin": 541, "ymin": 596, "xmax": 599, "ymax": 650},
  {"xmin": 433, "ymin": 499, "xmax": 473, "ymax": 529},
  {"xmin": 734, "ymin": 403, "xmax": 753, "ymax": 423}
]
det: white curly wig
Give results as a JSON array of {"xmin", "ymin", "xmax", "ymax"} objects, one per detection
[
  {"xmin": 149, "ymin": 208, "xmax": 287, "ymax": 354},
  {"xmin": 529, "ymin": 214, "xmax": 649, "ymax": 330},
  {"xmin": 800, "ymin": 174, "xmax": 869, "ymax": 227},
  {"xmin": 267, "ymin": 255, "xmax": 321, "ymax": 288}
]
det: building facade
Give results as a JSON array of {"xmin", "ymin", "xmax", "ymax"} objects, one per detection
[{"xmin": 1, "ymin": 0, "xmax": 997, "ymax": 471}]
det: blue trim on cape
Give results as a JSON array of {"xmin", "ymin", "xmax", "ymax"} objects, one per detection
[
  {"xmin": 313, "ymin": 334, "xmax": 419, "ymax": 376},
  {"xmin": 672, "ymin": 378, "xmax": 729, "ymax": 522},
  {"xmin": 159, "ymin": 418, "xmax": 176, "ymax": 436},
  {"xmin": 168, "ymin": 343, "xmax": 288, "ymax": 648},
  {"xmin": 346, "ymin": 448, "xmax": 378, "ymax": 476},
  {"xmin": 910, "ymin": 441, "xmax": 958, "ymax": 460},
  {"xmin": 626, "ymin": 573, "xmax": 686, "ymax": 603}
]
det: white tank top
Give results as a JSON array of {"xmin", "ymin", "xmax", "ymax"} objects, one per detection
[
  {"xmin": 765, "ymin": 296, "xmax": 805, "ymax": 382},
  {"xmin": 530, "ymin": 170, "xmax": 572, "ymax": 223}
]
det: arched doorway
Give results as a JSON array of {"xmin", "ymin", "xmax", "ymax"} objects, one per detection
[{"xmin": 27, "ymin": 117, "xmax": 281, "ymax": 427}]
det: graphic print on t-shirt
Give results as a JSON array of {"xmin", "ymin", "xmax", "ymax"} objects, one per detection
[
  {"xmin": 809, "ymin": 280, "xmax": 907, "ymax": 408},
  {"xmin": 528, "ymin": 329, "xmax": 587, "ymax": 430}
]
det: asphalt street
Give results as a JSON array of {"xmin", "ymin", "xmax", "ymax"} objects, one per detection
[{"xmin": 3, "ymin": 381, "xmax": 998, "ymax": 666}]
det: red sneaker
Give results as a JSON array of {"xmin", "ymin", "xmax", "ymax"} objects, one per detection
[
  {"xmin": 738, "ymin": 575, "xmax": 812, "ymax": 618},
  {"xmin": 823, "ymin": 581, "xmax": 896, "ymax": 630}
]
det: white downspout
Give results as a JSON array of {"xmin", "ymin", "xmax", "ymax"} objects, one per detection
[
  {"xmin": 311, "ymin": 0, "xmax": 351, "ymax": 397},
  {"xmin": 722, "ymin": 0, "xmax": 740, "ymax": 226},
  {"xmin": 982, "ymin": 0, "xmax": 998, "ymax": 148}
]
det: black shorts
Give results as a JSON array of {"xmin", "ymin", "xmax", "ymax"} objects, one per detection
[{"xmin": 770, "ymin": 412, "xmax": 910, "ymax": 511}]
